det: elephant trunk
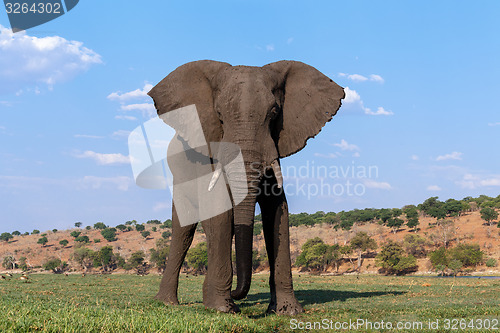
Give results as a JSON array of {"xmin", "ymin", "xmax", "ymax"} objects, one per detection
[{"xmin": 224, "ymin": 147, "xmax": 261, "ymax": 300}]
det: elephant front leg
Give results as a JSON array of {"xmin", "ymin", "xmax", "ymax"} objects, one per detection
[
  {"xmin": 261, "ymin": 193, "xmax": 304, "ymax": 316},
  {"xmin": 201, "ymin": 210, "xmax": 240, "ymax": 313},
  {"xmin": 155, "ymin": 204, "xmax": 196, "ymax": 305}
]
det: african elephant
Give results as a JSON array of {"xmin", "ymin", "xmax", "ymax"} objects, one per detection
[{"xmin": 148, "ymin": 60, "xmax": 344, "ymax": 315}]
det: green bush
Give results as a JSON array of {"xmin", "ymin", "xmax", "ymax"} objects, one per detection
[
  {"xmin": 486, "ymin": 258, "xmax": 497, "ymax": 267},
  {"xmin": 42, "ymin": 258, "xmax": 68, "ymax": 274},
  {"xmin": 59, "ymin": 239, "xmax": 69, "ymax": 247},
  {"xmin": 37, "ymin": 236, "xmax": 48, "ymax": 247},
  {"xmin": 376, "ymin": 241, "xmax": 418, "ymax": 275},
  {"xmin": 135, "ymin": 224, "xmax": 145, "ymax": 232},
  {"xmin": 32, "ymin": 229, "xmax": 40, "ymax": 235},
  {"xmin": 2, "ymin": 255, "xmax": 16, "ymax": 269},
  {"xmin": 94, "ymin": 222, "xmax": 107, "ymax": 230},
  {"xmin": 75, "ymin": 235, "xmax": 90, "ymax": 243},
  {"xmin": 0, "ymin": 232, "xmax": 13, "ymax": 242},
  {"xmin": 125, "ymin": 251, "xmax": 146, "ymax": 271},
  {"xmin": 449, "ymin": 243, "xmax": 483, "ymax": 267},
  {"xmin": 141, "ymin": 231, "xmax": 151, "ymax": 239},
  {"xmin": 70, "ymin": 231, "xmax": 81, "ymax": 238},
  {"xmin": 186, "ymin": 242, "xmax": 208, "ymax": 273},
  {"xmin": 161, "ymin": 231, "xmax": 171, "ymax": 239},
  {"xmin": 149, "ymin": 239, "xmax": 170, "ymax": 272},
  {"xmin": 101, "ymin": 228, "xmax": 117, "ymax": 242},
  {"xmin": 94, "ymin": 239, "xmax": 101, "ymax": 243},
  {"xmin": 295, "ymin": 237, "xmax": 340, "ymax": 271},
  {"xmin": 12, "ymin": 231, "xmax": 21, "ymax": 236}
]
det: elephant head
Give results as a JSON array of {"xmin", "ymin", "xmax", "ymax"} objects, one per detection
[{"xmin": 148, "ymin": 60, "xmax": 344, "ymax": 300}]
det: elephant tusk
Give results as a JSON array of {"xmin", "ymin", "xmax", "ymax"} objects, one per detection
[
  {"xmin": 208, "ymin": 165, "xmax": 223, "ymax": 191},
  {"xmin": 271, "ymin": 160, "xmax": 283, "ymax": 189}
]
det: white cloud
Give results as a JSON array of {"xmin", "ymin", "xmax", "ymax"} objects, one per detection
[
  {"xmin": 456, "ymin": 173, "xmax": 500, "ymax": 189},
  {"xmin": 79, "ymin": 176, "xmax": 131, "ymax": 191},
  {"xmin": 343, "ymin": 87, "xmax": 393, "ymax": 116},
  {"xmin": 427, "ymin": 185, "xmax": 442, "ymax": 191},
  {"xmin": 266, "ymin": 44, "xmax": 275, "ymax": 51},
  {"xmin": 488, "ymin": 122, "xmax": 500, "ymax": 126},
  {"xmin": 314, "ymin": 153, "xmax": 338, "ymax": 159},
  {"xmin": 347, "ymin": 74, "xmax": 368, "ymax": 82},
  {"xmin": 436, "ymin": 151, "xmax": 463, "ymax": 161},
  {"xmin": 120, "ymin": 103, "xmax": 156, "ymax": 118},
  {"xmin": 363, "ymin": 179, "xmax": 392, "ymax": 190},
  {"xmin": 0, "ymin": 25, "xmax": 101, "ymax": 94},
  {"xmin": 115, "ymin": 115, "xmax": 137, "ymax": 121},
  {"xmin": 74, "ymin": 151, "xmax": 130, "ymax": 165},
  {"xmin": 107, "ymin": 83, "xmax": 153, "ymax": 102},
  {"xmin": 74, "ymin": 134, "xmax": 104, "ymax": 139},
  {"xmin": 369, "ymin": 74, "xmax": 385, "ymax": 83},
  {"xmin": 341, "ymin": 73, "xmax": 385, "ymax": 83},
  {"xmin": 364, "ymin": 107, "xmax": 393, "ymax": 116},
  {"xmin": 332, "ymin": 139, "xmax": 360, "ymax": 151},
  {"xmin": 411, "ymin": 155, "xmax": 419, "ymax": 161},
  {"xmin": 153, "ymin": 201, "xmax": 171, "ymax": 212},
  {"xmin": 111, "ymin": 130, "xmax": 131, "ymax": 139}
]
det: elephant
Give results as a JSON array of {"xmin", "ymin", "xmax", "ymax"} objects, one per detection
[{"xmin": 148, "ymin": 60, "xmax": 344, "ymax": 315}]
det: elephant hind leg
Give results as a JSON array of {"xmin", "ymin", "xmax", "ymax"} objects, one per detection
[{"xmin": 155, "ymin": 204, "xmax": 196, "ymax": 305}]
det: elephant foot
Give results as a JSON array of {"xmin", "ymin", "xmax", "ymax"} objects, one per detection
[
  {"xmin": 204, "ymin": 298, "xmax": 240, "ymax": 314},
  {"xmin": 266, "ymin": 296, "xmax": 304, "ymax": 316},
  {"xmin": 154, "ymin": 293, "xmax": 179, "ymax": 306}
]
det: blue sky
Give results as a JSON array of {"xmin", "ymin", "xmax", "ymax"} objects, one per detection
[{"xmin": 1, "ymin": 1, "xmax": 499, "ymax": 232}]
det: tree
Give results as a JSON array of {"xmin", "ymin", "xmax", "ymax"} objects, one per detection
[
  {"xmin": 403, "ymin": 234, "xmax": 427, "ymax": 258},
  {"xmin": 12, "ymin": 230, "xmax": 21, "ymax": 236},
  {"xmin": 70, "ymin": 231, "xmax": 81, "ymax": 238},
  {"xmin": 186, "ymin": 242, "xmax": 208, "ymax": 273},
  {"xmin": 85, "ymin": 226, "xmax": 91, "ymax": 230},
  {"xmin": 52, "ymin": 229, "xmax": 58, "ymax": 233},
  {"xmin": 349, "ymin": 232, "xmax": 377, "ymax": 269},
  {"xmin": 43, "ymin": 258, "xmax": 68, "ymax": 274},
  {"xmin": 32, "ymin": 229, "xmax": 40, "ymax": 235},
  {"xmin": 141, "ymin": 230, "xmax": 151, "ymax": 239},
  {"xmin": 377, "ymin": 209, "xmax": 393, "ymax": 224},
  {"xmin": 435, "ymin": 219, "xmax": 456, "ymax": 247},
  {"xmin": 125, "ymin": 251, "xmax": 146, "ymax": 273},
  {"xmin": 163, "ymin": 219, "xmax": 172, "ymax": 228},
  {"xmin": 146, "ymin": 219, "xmax": 162, "ymax": 224},
  {"xmin": 480, "ymin": 207, "xmax": 498, "ymax": 226},
  {"xmin": 59, "ymin": 239, "xmax": 69, "ymax": 247},
  {"xmin": 101, "ymin": 228, "xmax": 117, "ymax": 242},
  {"xmin": 429, "ymin": 247, "xmax": 449, "ymax": 271},
  {"xmin": 0, "ymin": 232, "xmax": 13, "ymax": 242},
  {"xmin": 136, "ymin": 224, "xmax": 145, "ymax": 232},
  {"xmin": 116, "ymin": 224, "xmax": 127, "ymax": 231},
  {"xmin": 75, "ymin": 235, "xmax": 90, "ymax": 243},
  {"xmin": 152, "ymin": 227, "xmax": 157, "ymax": 232},
  {"xmin": 93, "ymin": 246, "xmax": 120, "ymax": 272},
  {"xmin": 162, "ymin": 231, "xmax": 171, "ymax": 239},
  {"xmin": 75, "ymin": 222, "xmax": 82, "ymax": 228},
  {"xmin": 387, "ymin": 218, "xmax": 404, "ymax": 233},
  {"xmin": 72, "ymin": 246, "xmax": 95, "ymax": 272},
  {"xmin": 94, "ymin": 222, "xmax": 107, "ymax": 230},
  {"xmin": 406, "ymin": 218, "xmax": 420, "ymax": 231},
  {"xmin": 37, "ymin": 236, "xmax": 48, "ymax": 247},
  {"xmin": 449, "ymin": 243, "xmax": 484, "ymax": 267},
  {"xmin": 375, "ymin": 241, "xmax": 418, "ymax": 275},
  {"xmin": 149, "ymin": 239, "xmax": 170, "ymax": 272},
  {"xmin": 19, "ymin": 257, "xmax": 28, "ymax": 271},
  {"xmin": 448, "ymin": 259, "xmax": 463, "ymax": 276},
  {"xmin": 2, "ymin": 255, "xmax": 16, "ymax": 269},
  {"xmin": 404, "ymin": 206, "xmax": 420, "ymax": 231},
  {"xmin": 295, "ymin": 237, "xmax": 337, "ymax": 272}
]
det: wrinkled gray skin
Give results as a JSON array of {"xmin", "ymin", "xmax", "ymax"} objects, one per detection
[{"xmin": 148, "ymin": 60, "xmax": 344, "ymax": 315}]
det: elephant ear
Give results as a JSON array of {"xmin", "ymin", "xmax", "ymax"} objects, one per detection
[
  {"xmin": 264, "ymin": 61, "xmax": 345, "ymax": 158},
  {"xmin": 148, "ymin": 60, "xmax": 231, "ymax": 157}
]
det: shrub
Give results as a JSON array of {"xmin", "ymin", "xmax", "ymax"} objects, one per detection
[
  {"xmin": 0, "ymin": 232, "xmax": 13, "ymax": 242},
  {"xmin": 59, "ymin": 239, "xmax": 69, "ymax": 247},
  {"xmin": 163, "ymin": 219, "xmax": 172, "ymax": 228},
  {"xmin": 2, "ymin": 255, "xmax": 16, "ymax": 269},
  {"xmin": 85, "ymin": 226, "xmax": 91, "ymax": 230},
  {"xmin": 72, "ymin": 246, "xmax": 95, "ymax": 271},
  {"xmin": 403, "ymin": 234, "xmax": 428, "ymax": 258},
  {"xmin": 376, "ymin": 241, "xmax": 418, "ymax": 275},
  {"xmin": 32, "ymin": 229, "xmax": 40, "ymax": 235},
  {"xmin": 101, "ymin": 228, "xmax": 117, "ymax": 242},
  {"xmin": 486, "ymin": 258, "xmax": 497, "ymax": 267},
  {"xmin": 429, "ymin": 247, "xmax": 449, "ymax": 268},
  {"xmin": 42, "ymin": 258, "xmax": 68, "ymax": 274},
  {"xmin": 253, "ymin": 222, "xmax": 263, "ymax": 235},
  {"xmin": 295, "ymin": 237, "xmax": 339, "ymax": 272},
  {"xmin": 135, "ymin": 224, "xmax": 145, "ymax": 232},
  {"xmin": 94, "ymin": 239, "xmax": 101, "ymax": 243},
  {"xmin": 12, "ymin": 231, "xmax": 21, "ymax": 236},
  {"xmin": 141, "ymin": 231, "xmax": 151, "ymax": 239},
  {"xmin": 52, "ymin": 229, "xmax": 58, "ymax": 233},
  {"xmin": 186, "ymin": 242, "xmax": 208, "ymax": 273},
  {"xmin": 70, "ymin": 231, "xmax": 81, "ymax": 238},
  {"xmin": 449, "ymin": 243, "xmax": 483, "ymax": 267},
  {"xmin": 116, "ymin": 224, "xmax": 127, "ymax": 231},
  {"xmin": 162, "ymin": 231, "xmax": 171, "ymax": 239},
  {"xmin": 75, "ymin": 235, "xmax": 90, "ymax": 243},
  {"xmin": 37, "ymin": 236, "xmax": 48, "ymax": 247},
  {"xmin": 149, "ymin": 239, "xmax": 170, "ymax": 272},
  {"xmin": 19, "ymin": 256, "xmax": 28, "ymax": 271},
  {"xmin": 94, "ymin": 222, "xmax": 107, "ymax": 230},
  {"xmin": 93, "ymin": 246, "xmax": 119, "ymax": 272},
  {"xmin": 147, "ymin": 219, "xmax": 162, "ymax": 224},
  {"xmin": 152, "ymin": 227, "xmax": 157, "ymax": 232}
]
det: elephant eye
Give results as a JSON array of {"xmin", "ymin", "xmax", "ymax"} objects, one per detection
[{"xmin": 269, "ymin": 104, "xmax": 279, "ymax": 119}]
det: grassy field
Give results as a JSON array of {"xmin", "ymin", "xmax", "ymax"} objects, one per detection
[{"xmin": 0, "ymin": 273, "xmax": 498, "ymax": 332}]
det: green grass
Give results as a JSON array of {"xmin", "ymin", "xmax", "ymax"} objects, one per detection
[{"xmin": 0, "ymin": 274, "xmax": 498, "ymax": 332}]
